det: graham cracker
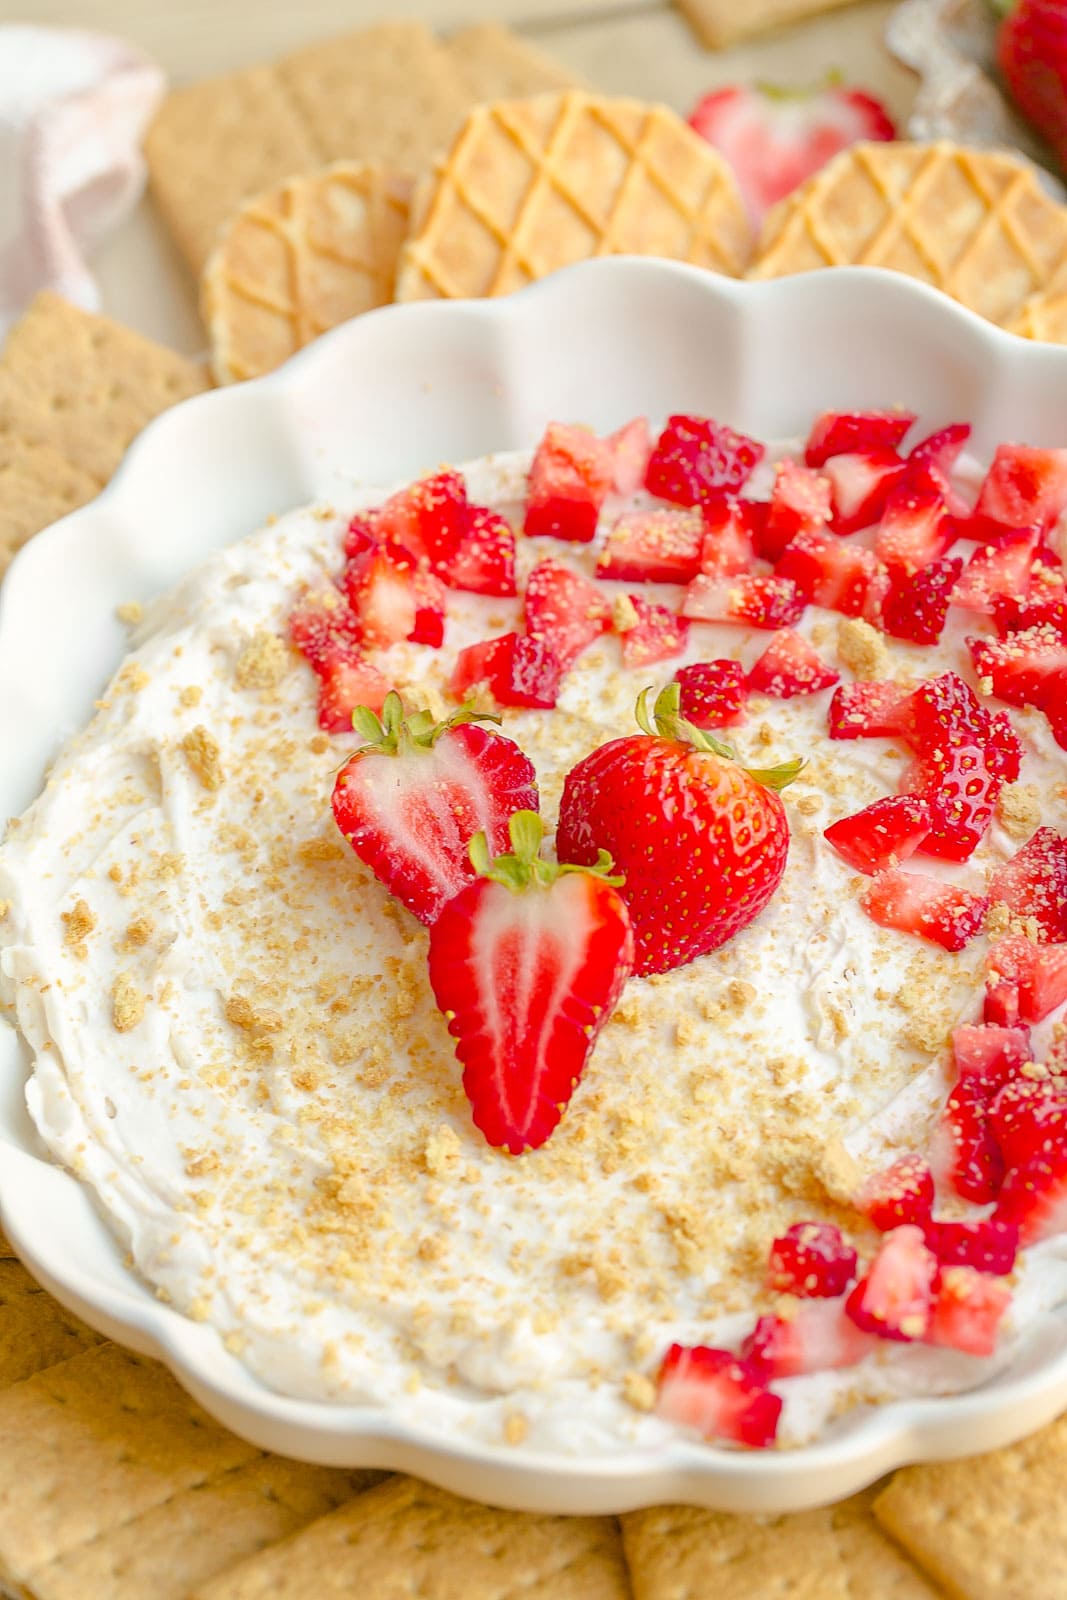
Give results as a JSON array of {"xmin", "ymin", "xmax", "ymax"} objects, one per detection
[
  {"xmin": 874, "ymin": 1416, "xmax": 1067, "ymax": 1600},
  {"xmin": 446, "ymin": 24, "xmax": 584, "ymax": 100},
  {"xmin": 393, "ymin": 91, "xmax": 751, "ymax": 303},
  {"xmin": 675, "ymin": 0, "xmax": 860, "ymax": 49},
  {"xmin": 749, "ymin": 141, "xmax": 1067, "ymax": 330},
  {"xmin": 191, "ymin": 1473, "xmax": 630, "ymax": 1600},
  {"xmin": 201, "ymin": 162, "xmax": 414, "ymax": 384},
  {"xmin": 0, "ymin": 1260, "xmax": 102, "ymax": 1392},
  {"xmin": 621, "ymin": 1486, "xmax": 940, "ymax": 1599}
]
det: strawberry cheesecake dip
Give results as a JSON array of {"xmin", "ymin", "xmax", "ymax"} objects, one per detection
[{"xmin": 4, "ymin": 409, "xmax": 1067, "ymax": 1456}]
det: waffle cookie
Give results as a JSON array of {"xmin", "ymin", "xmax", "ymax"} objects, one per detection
[
  {"xmin": 393, "ymin": 91, "xmax": 751, "ymax": 303},
  {"xmin": 202, "ymin": 162, "xmax": 414, "ymax": 385},
  {"xmin": 1011, "ymin": 269, "xmax": 1067, "ymax": 344},
  {"xmin": 749, "ymin": 141, "xmax": 1067, "ymax": 328}
]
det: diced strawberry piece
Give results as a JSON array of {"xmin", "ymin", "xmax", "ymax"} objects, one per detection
[
  {"xmin": 674, "ymin": 659, "xmax": 748, "ymax": 728},
  {"xmin": 341, "ymin": 541, "xmax": 419, "ymax": 648},
  {"xmin": 988, "ymin": 1077, "xmax": 1067, "ymax": 1169},
  {"xmin": 523, "ymin": 558, "xmax": 611, "ymax": 671},
  {"xmin": 376, "ymin": 469, "xmax": 468, "ymax": 566},
  {"xmin": 908, "ymin": 422, "xmax": 972, "ymax": 515},
  {"xmin": 828, "ymin": 681, "xmax": 915, "ymax": 741},
  {"xmin": 449, "ymin": 637, "xmax": 513, "ymax": 701},
  {"xmin": 654, "ymin": 1345, "xmax": 781, "ymax": 1448},
  {"xmin": 409, "ymin": 567, "xmax": 447, "ymax": 649},
  {"xmin": 618, "ymin": 596, "xmax": 690, "ymax": 668},
  {"xmin": 598, "ymin": 508, "xmax": 705, "ymax": 583},
  {"xmin": 316, "ymin": 653, "xmax": 391, "ymax": 733},
  {"xmin": 343, "ymin": 512, "xmax": 379, "ymax": 559},
  {"xmin": 986, "ymin": 710, "xmax": 1024, "ymax": 783},
  {"xmin": 988, "ymin": 828, "xmax": 1067, "ymax": 943},
  {"xmin": 444, "ymin": 505, "xmax": 517, "ymax": 597},
  {"xmin": 934, "ymin": 1077, "xmax": 1006, "ymax": 1204},
  {"xmin": 875, "ymin": 475, "xmax": 953, "ymax": 577},
  {"xmin": 862, "ymin": 870, "xmax": 989, "ymax": 953},
  {"xmin": 907, "ymin": 672, "xmax": 1002, "ymax": 862},
  {"xmin": 856, "ymin": 1156, "xmax": 935, "ymax": 1231},
  {"xmin": 699, "ymin": 496, "xmax": 760, "ymax": 576},
  {"xmin": 747, "ymin": 630, "xmax": 838, "ymax": 698},
  {"xmin": 951, "ymin": 528, "xmax": 1041, "ymax": 615},
  {"xmin": 951, "ymin": 1023, "xmax": 1033, "ymax": 1085},
  {"xmin": 882, "ymin": 556, "xmax": 963, "ymax": 647},
  {"xmin": 926, "ymin": 1267, "xmax": 1012, "ymax": 1358},
  {"xmin": 683, "ymin": 572, "xmax": 804, "ymax": 630},
  {"xmin": 822, "ymin": 449, "xmax": 908, "ymax": 535},
  {"xmin": 975, "ymin": 443, "xmax": 1067, "ymax": 536},
  {"xmin": 805, "ymin": 410, "xmax": 915, "ymax": 469},
  {"xmin": 525, "ymin": 422, "xmax": 613, "ymax": 543},
  {"xmin": 996, "ymin": 1146, "xmax": 1067, "ymax": 1244},
  {"xmin": 742, "ymin": 1300, "xmax": 873, "ymax": 1379},
  {"xmin": 449, "ymin": 633, "xmax": 562, "ymax": 709},
  {"xmin": 766, "ymin": 1221, "xmax": 858, "ymax": 1298},
  {"xmin": 992, "ymin": 590, "xmax": 1067, "ymax": 638},
  {"xmin": 775, "ymin": 528, "xmax": 888, "ymax": 619},
  {"xmin": 988, "ymin": 933, "xmax": 1067, "ymax": 1023},
  {"xmin": 985, "ymin": 978, "xmax": 1022, "ymax": 1027},
  {"xmin": 762, "ymin": 460, "xmax": 831, "ymax": 555},
  {"xmin": 823, "ymin": 795, "xmax": 931, "ymax": 875},
  {"xmin": 926, "ymin": 1218, "xmax": 1019, "ymax": 1275},
  {"xmin": 288, "ymin": 590, "xmax": 360, "ymax": 669},
  {"xmin": 645, "ymin": 415, "xmax": 765, "ymax": 506},
  {"xmin": 845, "ymin": 1225, "xmax": 938, "ymax": 1342},
  {"xmin": 605, "ymin": 416, "xmax": 652, "ymax": 495}
]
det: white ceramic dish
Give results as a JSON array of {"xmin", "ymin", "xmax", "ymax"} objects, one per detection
[{"xmin": 3, "ymin": 259, "xmax": 1067, "ymax": 1515}]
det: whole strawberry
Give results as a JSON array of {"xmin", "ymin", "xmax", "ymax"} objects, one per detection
[
  {"xmin": 332, "ymin": 693, "xmax": 538, "ymax": 926},
  {"xmin": 428, "ymin": 811, "xmax": 633, "ymax": 1153},
  {"xmin": 997, "ymin": 0, "xmax": 1067, "ymax": 172},
  {"xmin": 556, "ymin": 683, "xmax": 800, "ymax": 976}
]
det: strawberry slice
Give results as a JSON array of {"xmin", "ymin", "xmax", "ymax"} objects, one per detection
[
  {"xmin": 762, "ymin": 460, "xmax": 831, "ymax": 555},
  {"xmin": 951, "ymin": 528, "xmax": 1041, "ymax": 615},
  {"xmin": 444, "ymin": 505, "xmax": 517, "ymax": 597},
  {"xmin": 775, "ymin": 528, "xmax": 888, "ymax": 619},
  {"xmin": 525, "ymin": 422, "xmax": 613, "ymax": 543},
  {"xmin": 995, "ymin": 1145, "xmax": 1067, "ymax": 1244},
  {"xmin": 645, "ymin": 414, "xmax": 764, "ymax": 505},
  {"xmin": 654, "ymin": 1344, "xmax": 781, "ymax": 1448},
  {"xmin": 881, "ymin": 556, "xmax": 963, "ymax": 647},
  {"xmin": 805, "ymin": 410, "xmax": 915, "ymax": 469},
  {"xmin": 975, "ymin": 443, "xmax": 1067, "ymax": 536},
  {"xmin": 988, "ymin": 827, "xmax": 1067, "ymax": 943},
  {"xmin": 683, "ymin": 572, "xmax": 805, "ymax": 630},
  {"xmin": 926, "ymin": 1218, "xmax": 1018, "ymax": 1275},
  {"xmin": 861, "ymin": 870, "xmax": 988, "ymax": 952},
  {"xmin": 375, "ymin": 469, "xmax": 468, "ymax": 566},
  {"xmin": 340, "ymin": 542, "xmax": 424, "ymax": 648},
  {"xmin": 821, "ymin": 449, "xmax": 908, "ymax": 535},
  {"xmin": 742, "ymin": 1301, "xmax": 873, "ymax": 1379},
  {"xmin": 951, "ymin": 1023, "xmax": 1033, "ymax": 1085},
  {"xmin": 907, "ymin": 672, "xmax": 1002, "ymax": 862},
  {"xmin": 823, "ymin": 795, "xmax": 931, "ymax": 875},
  {"xmin": 874, "ymin": 474, "xmax": 953, "ymax": 577},
  {"xmin": 597, "ymin": 508, "xmax": 705, "ymax": 583},
  {"xmin": 845, "ymin": 1225, "xmax": 938, "ymax": 1342},
  {"xmin": 856, "ymin": 1156, "xmax": 935, "ymax": 1232},
  {"xmin": 617, "ymin": 596, "xmax": 690, "ymax": 668},
  {"xmin": 926, "ymin": 1267, "xmax": 1012, "ymax": 1358},
  {"xmin": 988, "ymin": 1077, "xmax": 1067, "ymax": 1169},
  {"xmin": 316, "ymin": 651, "xmax": 391, "ymax": 734},
  {"xmin": 747, "ymin": 630, "xmax": 838, "ymax": 697},
  {"xmin": 766, "ymin": 1222, "xmax": 857, "ymax": 1297},
  {"xmin": 605, "ymin": 416, "xmax": 652, "ymax": 495},
  {"xmin": 427, "ymin": 811, "xmax": 633, "ymax": 1153},
  {"xmin": 908, "ymin": 422, "xmax": 972, "ymax": 515},
  {"xmin": 987, "ymin": 933, "xmax": 1067, "ymax": 1023},
  {"xmin": 969, "ymin": 624, "xmax": 1067, "ymax": 713},
  {"xmin": 449, "ymin": 632, "xmax": 563, "ymax": 709},
  {"xmin": 934, "ymin": 1077, "xmax": 1005, "ymax": 1204},
  {"xmin": 523, "ymin": 558, "xmax": 611, "ymax": 671},
  {"xmin": 828, "ymin": 680, "xmax": 915, "ymax": 741},
  {"xmin": 674, "ymin": 659, "xmax": 748, "ymax": 728},
  {"xmin": 699, "ymin": 496, "xmax": 761, "ymax": 575},
  {"xmin": 333, "ymin": 694, "xmax": 539, "ymax": 925}
]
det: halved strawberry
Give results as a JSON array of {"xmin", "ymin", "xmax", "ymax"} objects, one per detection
[
  {"xmin": 861, "ymin": 870, "xmax": 988, "ymax": 952},
  {"xmin": 951, "ymin": 528, "xmax": 1041, "ymax": 615},
  {"xmin": 316, "ymin": 651, "xmax": 391, "ymax": 734},
  {"xmin": 995, "ymin": 1145, "xmax": 1067, "ymax": 1244},
  {"xmin": 828, "ymin": 680, "xmax": 915, "ymax": 741},
  {"xmin": 934, "ymin": 1077, "xmax": 1005, "ymax": 1204},
  {"xmin": 524, "ymin": 558, "xmax": 611, "ymax": 671},
  {"xmin": 766, "ymin": 1221, "xmax": 858, "ymax": 1298},
  {"xmin": 821, "ymin": 449, "xmax": 908, "ymax": 536},
  {"xmin": 951, "ymin": 1023, "xmax": 1033, "ymax": 1085},
  {"xmin": 881, "ymin": 556, "xmax": 963, "ymax": 647},
  {"xmin": 805, "ymin": 410, "xmax": 915, "ymax": 469},
  {"xmin": 375, "ymin": 469, "xmax": 467, "ymax": 566},
  {"xmin": 926, "ymin": 1217, "xmax": 1019, "ymax": 1275},
  {"xmin": 333, "ymin": 695, "xmax": 539, "ymax": 926},
  {"xmin": 597, "ymin": 508, "xmax": 705, "ymax": 583},
  {"xmin": 683, "ymin": 572, "xmax": 805, "ymax": 630},
  {"xmin": 845, "ymin": 1225, "xmax": 938, "ymax": 1342},
  {"xmin": 926, "ymin": 1267, "xmax": 1012, "ymax": 1358},
  {"xmin": 988, "ymin": 1077, "xmax": 1067, "ymax": 1168},
  {"xmin": 775, "ymin": 528, "xmax": 888, "ymax": 619},
  {"xmin": 444, "ymin": 506, "xmax": 517, "ymax": 597},
  {"xmin": 762, "ymin": 459, "xmax": 831, "ymax": 555},
  {"xmin": 742, "ymin": 1300, "xmax": 873, "ymax": 1379},
  {"xmin": 823, "ymin": 795, "xmax": 931, "ymax": 875},
  {"xmin": 987, "ymin": 932, "xmax": 1067, "ymax": 1023},
  {"xmin": 674, "ymin": 659, "xmax": 748, "ymax": 728},
  {"xmin": 449, "ymin": 633, "xmax": 562, "ymax": 709},
  {"xmin": 618, "ymin": 596, "xmax": 689, "ymax": 668},
  {"xmin": 645, "ymin": 414, "xmax": 765, "ymax": 505},
  {"xmin": 974, "ymin": 443, "xmax": 1067, "ymax": 536},
  {"xmin": 654, "ymin": 1344, "xmax": 781, "ymax": 1448},
  {"xmin": 856, "ymin": 1156, "xmax": 935, "ymax": 1231},
  {"xmin": 605, "ymin": 416, "xmax": 652, "ymax": 495},
  {"xmin": 427, "ymin": 811, "xmax": 632, "ymax": 1153},
  {"xmin": 908, "ymin": 422, "xmax": 972, "ymax": 515},
  {"xmin": 699, "ymin": 496, "xmax": 761, "ymax": 575},
  {"xmin": 988, "ymin": 828, "xmax": 1067, "ymax": 943},
  {"xmin": 525, "ymin": 422, "xmax": 613, "ymax": 542},
  {"xmin": 747, "ymin": 630, "xmax": 838, "ymax": 697},
  {"xmin": 874, "ymin": 474, "xmax": 953, "ymax": 578}
]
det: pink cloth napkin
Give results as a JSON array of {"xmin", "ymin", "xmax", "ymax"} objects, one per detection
[{"xmin": 0, "ymin": 25, "xmax": 164, "ymax": 334}]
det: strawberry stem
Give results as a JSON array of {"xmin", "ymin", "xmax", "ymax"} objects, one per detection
[
  {"xmin": 351, "ymin": 690, "xmax": 502, "ymax": 756},
  {"xmin": 469, "ymin": 810, "xmax": 624, "ymax": 893},
  {"xmin": 635, "ymin": 682, "xmax": 805, "ymax": 791}
]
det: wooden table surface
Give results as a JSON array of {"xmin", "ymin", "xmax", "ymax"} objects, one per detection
[{"xmin": 0, "ymin": 0, "xmax": 917, "ymax": 353}]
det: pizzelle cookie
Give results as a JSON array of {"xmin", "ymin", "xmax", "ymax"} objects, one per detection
[
  {"xmin": 202, "ymin": 162, "xmax": 415, "ymax": 384},
  {"xmin": 749, "ymin": 141, "xmax": 1067, "ymax": 329},
  {"xmin": 393, "ymin": 91, "xmax": 752, "ymax": 303},
  {"xmin": 1011, "ymin": 264, "xmax": 1067, "ymax": 343}
]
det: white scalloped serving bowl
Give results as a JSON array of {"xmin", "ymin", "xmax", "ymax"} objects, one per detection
[{"xmin": 3, "ymin": 260, "xmax": 1067, "ymax": 1516}]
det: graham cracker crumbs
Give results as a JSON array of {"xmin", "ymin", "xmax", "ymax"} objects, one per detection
[
  {"xmin": 795, "ymin": 793, "xmax": 822, "ymax": 816},
  {"xmin": 996, "ymin": 782, "xmax": 1041, "ymax": 841},
  {"xmin": 611, "ymin": 593, "xmax": 640, "ymax": 632},
  {"xmin": 111, "ymin": 971, "xmax": 145, "ymax": 1032},
  {"xmin": 0, "ymin": 899, "xmax": 10, "ymax": 919},
  {"xmin": 836, "ymin": 617, "xmax": 889, "ymax": 680},
  {"xmin": 815, "ymin": 1139, "xmax": 863, "ymax": 1206},
  {"xmin": 297, "ymin": 835, "xmax": 345, "ymax": 865},
  {"xmin": 225, "ymin": 995, "xmax": 256, "ymax": 1029},
  {"xmin": 115, "ymin": 600, "xmax": 143, "ymax": 626},
  {"xmin": 503, "ymin": 1411, "xmax": 530, "ymax": 1445},
  {"xmin": 178, "ymin": 685, "xmax": 203, "ymax": 708},
  {"xmin": 181, "ymin": 725, "xmax": 224, "ymax": 790},
  {"xmin": 116, "ymin": 663, "xmax": 150, "ymax": 695},
  {"xmin": 186, "ymin": 1151, "xmax": 220, "ymax": 1178},
  {"xmin": 123, "ymin": 914, "xmax": 154, "ymax": 948},
  {"xmin": 309, "ymin": 733, "xmax": 330, "ymax": 754},
  {"xmin": 986, "ymin": 904, "xmax": 1042, "ymax": 943},
  {"xmin": 61, "ymin": 898, "xmax": 96, "ymax": 950},
  {"xmin": 622, "ymin": 1371, "xmax": 656, "ymax": 1412},
  {"xmin": 235, "ymin": 629, "xmax": 289, "ymax": 690},
  {"xmin": 423, "ymin": 1124, "xmax": 461, "ymax": 1177}
]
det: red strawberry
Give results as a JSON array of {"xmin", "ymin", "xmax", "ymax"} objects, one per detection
[
  {"xmin": 289, "ymin": 588, "xmax": 360, "ymax": 668},
  {"xmin": 375, "ymin": 469, "xmax": 467, "ymax": 566},
  {"xmin": 821, "ymin": 449, "xmax": 908, "ymax": 535},
  {"xmin": 654, "ymin": 1345, "xmax": 781, "ymax": 1448},
  {"xmin": 340, "ymin": 541, "xmax": 419, "ymax": 648},
  {"xmin": 926, "ymin": 1218, "xmax": 1019, "ymax": 1275},
  {"xmin": 687, "ymin": 83, "xmax": 895, "ymax": 225},
  {"xmin": 951, "ymin": 1023, "xmax": 1033, "ymax": 1085},
  {"xmin": 556, "ymin": 682, "xmax": 799, "ymax": 976},
  {"xmin": 995, "ymin": 1145, "xmax": 1067, "ymax": 1244},
  {"xmin": 605, "ymin": 416, "xmax": 652, "ymax": 495},
  {"xmin": 617, "ymin": 596, "xmax": 689, "ymax": 668},
  {"xmin": 988, "ymin": 828, "xmax": 1067, "ymax": 943},
  {"xmin": 823, "ymin": 795, "xmax": 931, "ymax": 875},
  {"xmin": 597, "ymin": 508, "xmax": 705, "ymax": 583},
  {"xmin": 766, "ymin": 1222, "xmax": 857, "ymax": 1297},
  {"xmin": 934, "ymin": 1078, "xmax": 1005, "ymax": 1204},
  {"xmin": 969, "ymin": 624, "xmax": 1067, "ymax": 716},
  {"xmin": 881, "ymin": 556, "xmax": 963, "ymax": 647},
  {"xmin": 827, "ymin": 680, "xmax": 915, "ymax": 741},
  {"xmin": 874, "ymin": 475, "xmax": 953, "ymax": 577},
  {"xmin": 674, "ymin": 659, "xmax": 748, "ymax": 728},
  {"xmin": 974, "ymin": 442, "xmax": 1067, "ymax": 535},
  {"xmin": 344, "ymin": 512, "xmax": 378, "ymax": 559},
  {"xmin": 742, "ymin": 1301, "xmax": 873, "ymax": 1379},
  {"xmin": 985, "ymin": 977, "xmax": 1022, "ymax": 1028},
  {"xmin": 805, "ymin": 410, "xmax": 915, "ymax": 469},
  {"xmin": 908, "ymin": 423, "xmax": 972, "ymax": 514},
  {"xmin": 856, "ymin": 1156, "xmax": 935, "ymax": 1232},
  {"xmin": 332, "ymin": 695, "xmax": 538, "ymax": 926},
  {"xmin": 445, "ymin": 505, "xmax": 517, "ymax": 597},
  {"xmin": 427, "ymin": 811, "xmax": 633, "ymax": 1153},
  {"xmin": 987, "ymin": 709, "xmax": 1024, "ymax": 782},
  {"xmin": 449, "ymin": 632, "xmax": 562, "ymax": 710},
  {"xmin": 747, "ymin": 630, "xmax": 838, "ymax": 697},
  {"xmin": 700, "ymin": 496, "xmax": 761, "ymax": 574},
  {"xmin": 523, "ymin": 558, "xmax": 611, "ymax": 671},
  {"xmin": 926, "ymin": 1267, "xmax": 1012, "ymax": 1358},
  {"xmin": 951, "ymin": 528, "xmax": 1041, "ymax": 615},
  {"xmin": 906, "ymin": 672, "xmax": 1003, "ymax": 861},
  {"xmin": 645, "ymin": 414, "xmax": 764, "ymax": 505},
  {"xmin": 987, "ymin": 933, "xmax": 1067, "ymax": 1023},
  {"xmin": 845, "ymin": 1225, "xmax": 938, "ymax": 1342},
  {"xmin": 775, "ymin": 528, "xmax": 888, "ymax": 619},
  {"xmin": 316, "ymin": 651, "xmax": 391, "ymax": 734},
  {"xmin": 683, "ymin": 572, "xmax": 805, "ymax": 630},
  {"xmin": 525, "ymin": 422, "xmax": 613, "ymax": 543},
  {"xmin": 861, "ymin": 870, "xmax": 988, "ymax": 952},
  {"xmin": 762, "ymin": 460, "xmax": 831, "ymax": 555},
  {"xmin": 988, "ymin": 1077, "xmax": 1067, "ymax": 1169},
  {"xmin": 992, "ymin": 589, "xmax": 1067, "ymax": 638}
]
